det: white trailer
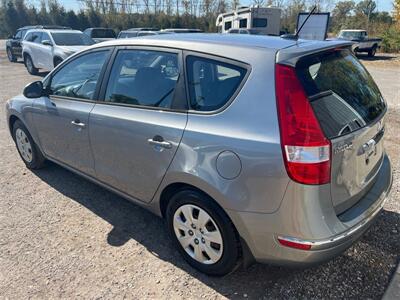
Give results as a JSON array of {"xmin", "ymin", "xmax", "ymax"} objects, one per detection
[{"xmin": 216, "ymin": 6, "xmax": 281, "ymax": 35}]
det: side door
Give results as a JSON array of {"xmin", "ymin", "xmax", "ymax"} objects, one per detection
[
  {"xmin": 30, "ymin": 32, "xmax": 43, "ymax": 67},
  {"xmin": 37, "ymin": 32, "xmax": 54, "ymax": 70},
  {"xmin": 32, "ymin": 49, "xmax": 112, "ymax": 176},
  {"xmin": 89, "ymin": 47, "xmax": 188, "ymax": 202}
]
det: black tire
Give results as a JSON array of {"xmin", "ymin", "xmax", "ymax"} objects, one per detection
[
  {"xmin": 24, "ymin": 54, "xmax": 38, "ymax": 75},
  {"xmin": 166, "ymin": 189, "xmax": 241, "ymax": 276},
  {"xmin": 12, "ymin": 120, "xmax": 45, "ymax": 169},
  {"xmin": 368, "ymin": 45, "xmax": 377, "ymax": 57},
  {"xmin": 54, "ymin": 57, "xmax": 63, "ymax": 68},
  {"xmin": 7, "ymin": 47, "xmax": 16, "ymax": 62}
]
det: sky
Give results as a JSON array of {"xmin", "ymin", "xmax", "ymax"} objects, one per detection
[{"xmin": 30, "ymin": 0, "xmax": 395, "ymax": 13}]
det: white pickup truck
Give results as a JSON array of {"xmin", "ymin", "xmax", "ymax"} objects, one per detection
[{"xmin": 337, "ymin": 30, "xmax": 382, "ymax": 57}]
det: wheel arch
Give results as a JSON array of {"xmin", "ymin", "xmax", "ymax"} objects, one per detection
[
  {"xmin": 158, "ymin": 181, "xmax": 255, "ymax": 268},
  {"xmin": 53, "ymin": 56, "xmax": 63, "ymax": 67},
  {"xmin": 8, "ymin": 114, "xmax": 20, "ymax": 138},
  {"xmin": 159, "ymin": 182, "xmax": 212, "ymax": 218},
  {"xmin": 8, "ymin": 112, "xmax": 44, "ymax": 155}
]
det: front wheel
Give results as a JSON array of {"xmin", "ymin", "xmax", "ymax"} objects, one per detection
[
  {"xmin": 24, "ymin": 55, "xmax": 38, "ymax": 75},
  {"xmin": 7, "ymin": 47, "xmax": 16, "ymax": 62},
  {"xmin": 166, "ymin": 189, "xmax": 241, "ymax": 276},
  {"xmin": 13, "ymin": 120, "xmax": 45, "ymax": 169},
  {"xmin": 368, "ymin": 45, "xmax": 377, "ymax": 57}
]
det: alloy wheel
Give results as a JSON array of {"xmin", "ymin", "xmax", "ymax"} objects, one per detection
[
  {"xmin": 173, "ymin": 204, "xmax": 223, "ymax": 264},
  {"xmin": 26, "ymin": 57, "xmax": 33, "ymax": 72},
  {"xmin": 15, "ymin": 128, "xmax": 33, "ymax": 163}
]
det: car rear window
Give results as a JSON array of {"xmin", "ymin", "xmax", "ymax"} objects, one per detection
[
  {"xmin": 92, "ymin": 29, "xmax": 116, "ymax": 38},
  {"xmin": 51, "ymin": 32, "xmax": 95, "ymax": 46},
  {"xmin": 296, "ymin": 49, "xmax": 386, "ymax": 139}
]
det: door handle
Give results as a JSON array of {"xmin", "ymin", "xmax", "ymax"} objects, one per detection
[
  {"xmin": 147, "ymin": 137, "xmax": 172, "ymax": 149},
  {"xmin": 71, "ymin": 120, "xmax": 86, "ymax": 128}
]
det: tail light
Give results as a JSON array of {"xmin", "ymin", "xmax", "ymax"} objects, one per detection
[{"xmin": 275, "ymin": 64, "xmax": 331, "ymax": 185}]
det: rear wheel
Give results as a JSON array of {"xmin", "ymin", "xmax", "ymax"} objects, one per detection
[
  {"xmin": 368, "ymin": 45, "xmax": 377, "ymax": 57},
  {"xmin": 13, "ymin": 120, "xmax": 45, "ymax": 169},
  {"xmin": 7, "ymin": 47, "xmax": 16, "ymax": 62},
  {"xmin": 166, "ymin": 189, "xmax": 241, "ymax": 276},
  {"xmin": 24, "ymin": 55, "xmax": 38, "ymax": 75}
]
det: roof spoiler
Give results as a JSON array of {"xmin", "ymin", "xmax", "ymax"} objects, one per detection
[{"xmin": 276, "ymin": 41, "xmax": 353, "ymax": 67}]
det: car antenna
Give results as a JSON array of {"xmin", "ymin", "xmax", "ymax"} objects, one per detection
[{"xmin": 281, "ymin": 5, "xmax": 317, "ymax": 40}]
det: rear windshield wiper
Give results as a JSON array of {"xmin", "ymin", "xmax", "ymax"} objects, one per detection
[{"xmin": 308, "ymin": 90, "xmax": 333, "ymax": 102}]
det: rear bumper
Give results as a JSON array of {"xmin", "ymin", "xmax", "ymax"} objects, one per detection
[{"xmin": 228, "ymin": 153, "xmax": 392, "ymax": 266}]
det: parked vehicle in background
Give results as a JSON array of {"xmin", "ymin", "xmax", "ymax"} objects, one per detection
[
  {"xmin": 127, "ymin": 27, "xmax": 159, "ymax": 31},
  {"xmin": 337, "ymin": 30, "xmax": 382, "ymax": 57},
  {"xmin": 117, "ymin": 30, "xmax": 171, "ymax": 38},
  {"xmin": 83, "ymin": 28, "xmax": 116, "ymax": 43},
  {"xmin": 216, "ymin": 6, "xmax": 281, "ymax": 35},
  {"xmin": 7, "ymin": 34, "xmax": 392, "ymax": 276},
  {"xmin": 22, "ymin": 29, "xmax": 94, "ymax": 74},
  {"xmin": 160, "ymin": 28, "xmax": 203, "ymax": 33},
  {"xmin": 227, "ymin": 28, "xmax": 262, "ymax": 35},
  {"xmin": 6, "ymin": 25, "xmax": 71, "ymax": 62}
]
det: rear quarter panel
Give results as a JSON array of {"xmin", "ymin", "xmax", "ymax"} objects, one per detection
[{"xmin": 153, "ymin": 48, "xmax": 289, "ymax": 213}]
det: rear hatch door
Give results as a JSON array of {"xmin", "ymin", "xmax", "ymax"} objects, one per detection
[{"xmin": 294, "ymin": 48, "xmax": 386, "ymax": 214}]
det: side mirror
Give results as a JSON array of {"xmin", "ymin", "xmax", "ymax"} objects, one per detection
[
  {"xmin": 23, "ymin": 81, "xmax": 44, "ymax": 98},
  {"xmin": 8, "ymin": 35, "xmax": 14, "ymax": 39},
  {"xmin": 42, "ymin": 40, "xmax": 53, "ymax": 46}
]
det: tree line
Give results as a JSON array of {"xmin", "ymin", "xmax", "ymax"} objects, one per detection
[{"xmin": 0, "ymin": 0, "xmax": 399, "ymax": 51}]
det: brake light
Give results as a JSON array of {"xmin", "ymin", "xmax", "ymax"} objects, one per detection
[{"xmin": 275, "ymin": 64, "xmax": 331, "ymax": 185}]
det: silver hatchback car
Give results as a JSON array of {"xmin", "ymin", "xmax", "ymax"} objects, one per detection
[{"xmin": 6, "ymin": 34, "xmax": 392, "ymax": 276}]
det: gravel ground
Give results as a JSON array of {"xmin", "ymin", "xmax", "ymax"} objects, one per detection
[{"xmin": 0, "ymin": 48, "xmax": 399, "ymax": 299}]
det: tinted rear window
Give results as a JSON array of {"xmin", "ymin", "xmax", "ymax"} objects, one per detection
[
  {"xmin": 92, "ymin": 29, "xmax": 116, "ymax": 38},
  {"xmin": 51, "ymin": 33, "xmax": 95, "ymax": 46},
  {"xmin": 296, "ymin": 49, "xmax": 385, "ymax": 138}
]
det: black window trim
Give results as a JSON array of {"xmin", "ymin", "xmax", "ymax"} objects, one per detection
[
  {"xmin": 97, "ymin": 45, "xmax": 188, "ymax": 113},
  {"xmin": 182, "ymin": 50, "xmax": 251, "ymax": 115},
  {"xmin": 44, "ymin": 46, "xmax": 114, "ymax": 103}
]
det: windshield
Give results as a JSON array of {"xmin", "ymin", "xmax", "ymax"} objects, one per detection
[
  {"xmin": 296, "ymin": 49, "xmax": 385, "ymax": 138},
  {"xmin": 51, "ymin": 32, "xmax": 95, "ymax": 46},
  {"xmin": 339, "ymin": 31, "xmax": 362, "ymax": 39},
  {"xmin": 92, "ymin": 29, "xmax": 116, "ymax": 38}
]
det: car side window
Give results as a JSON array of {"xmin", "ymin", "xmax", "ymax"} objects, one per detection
[
  {"xmin": 24, "ymin": 32, "xmax": 33, "ymax": 41},
  {"xmin": 41, "ymin": 32, "xmax": 51, "ymax": 43},
  {"xmin": 186, "ymin": 56, "xmax": 247, "ymax": 111},
  {"xmin": 32, "ymin": 32, "xmax": 42, "ymax": 44},
  {"xmin": 15, "ymin": 30, "xmax": 22, "ymax": 39},
  {"xmin": 49, "ymin": 51, "xmax": 109, "ymax": 100},
  {"xmin": 104, "ymin": 49, "xmax": 180, "ymax": 109}
]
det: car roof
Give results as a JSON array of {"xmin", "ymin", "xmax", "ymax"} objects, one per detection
[
  {"xmin": 19, "ymin": 25, "xmax": 71, "ymax": 30},
  {"xmin": 127, "ymin": 28, "xmax": 158, "ymax": 31},
  {"xmin": 88, "ymin": 33, "xmax": 353, "ymax": 66},
  {"xmin": 87, "ymin": 27, "xmax": 113, "ymax": 30},
  {"xmin": 340, "ymin": 29, "xmax": 365, "ymax": 32},
  {"xmin": 95, "ymin": 33, "xmax": 350, "ymax": 52},
  {"xmin": 27, "ymin": 29, "xmax": 83, "ymax": 34}
]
